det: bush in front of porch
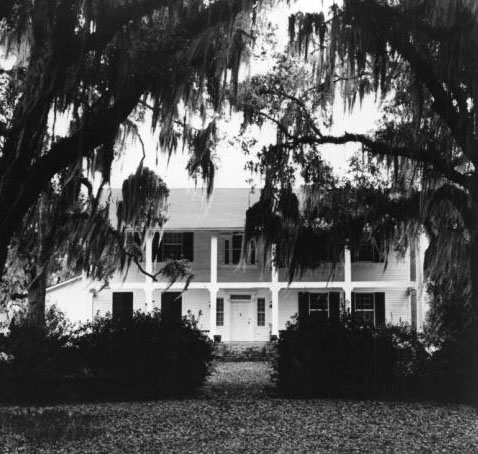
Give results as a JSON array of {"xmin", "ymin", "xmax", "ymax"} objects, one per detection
[
  {"xmin": 0, "ymin": 306, "xmax": 214, "ymax": 402},
  {"xmin": 272, "ymin": 316, "xmax": 428, "ymax": 400},
  {"xmin": 75, "ymin": 309, "xmax": 214, "ymax": 399}
]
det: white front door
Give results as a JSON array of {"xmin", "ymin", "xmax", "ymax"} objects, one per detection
[{"xmin": 230, "ymin": 300, "xmax": 252, "ymax": 341}]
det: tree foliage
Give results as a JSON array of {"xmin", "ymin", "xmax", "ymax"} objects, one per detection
[
  {"xmin": 0, "ymin": 0, "xmax": 260, "ymax": 281},
  {"xmin": 1, "ymin": 165, "xmax": 169, "ymax": 326},
  {"xmin": 239, "ymin": 1, "xmax": 478, "ymax": 337}
]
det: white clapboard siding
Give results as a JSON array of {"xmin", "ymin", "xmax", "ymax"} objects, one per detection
[
  {"xmin": 351, "ymin": 250, "xmax": 409, "ymax": 282},
  {"xmin": 92, "ymin": 288, "xmax": 146, "ymax": 317},
  {"xmin": 46, "ymin": 278, "xmax": 92, "ymax": 323},
  {"xmin": 279, "ymin": 263, "xmax": 345, "ymax": 283}
]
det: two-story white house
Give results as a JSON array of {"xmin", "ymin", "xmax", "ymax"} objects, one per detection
[{"xmin": 46, "ymin": 188, "xmax": 426, "ymax": 341}]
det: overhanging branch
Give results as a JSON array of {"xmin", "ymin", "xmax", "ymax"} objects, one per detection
[{"xmin": 280, "ymin": 132, "xmax": 470, "ymax": 189}]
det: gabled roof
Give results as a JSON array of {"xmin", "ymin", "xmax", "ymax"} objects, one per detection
[{"xmin": 109, "ymin": 188, "xmax": 261, "ymax": 230}]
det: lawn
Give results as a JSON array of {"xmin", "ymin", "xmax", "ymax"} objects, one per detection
[{"xmin": 1, "ymin": 362, "xmax": 477, "ymax": 453}]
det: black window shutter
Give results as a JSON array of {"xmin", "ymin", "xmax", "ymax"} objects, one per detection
[
  {"xmin": 224, "ymin": 239, "xmax": 230, "ymax": 264},
  {"xmin": 182, "ymin": 232, "xmax": 194, "ymax": 261},
  {"xmin": 112, "ymin": 292, "xmax": 133, "ymax": 322},
  {"xmin": 329, "ymin": 292, "xmax": 340, "ymax": 325},
  {"xmin": 249, "ymin": 241, "xmax": 256, "ymax": 265},
  {"xmin": 161, "ymin": 292, "xmax": 182, "ymax": 321},
  {"xmin": 351, "ymin": 292, "xmax": 356, "ymax": 322},
  {"xmin": 298, "ymin": 292, "xmax": 309, "ymax": 325},
  {"xmin": 153, "ymin": 232, "xmax": 165, "ymax": 262},
  {"xmin": 152, "ymin": 232, "xmax": 160, "ymax": 262},
  {"xmin": 374, "ymin": 292, "xmax": 386, "ymax": 326}
]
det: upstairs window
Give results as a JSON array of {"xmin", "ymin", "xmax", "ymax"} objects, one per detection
[
  {"xmin": 152, "ymin": 232, "xmax": 194, "ymax": 262},
  {"xmin": 223, "ymin": 233, "xmax": 255, "ymax": 265},
  {"xmin": 351, "ymin": 242, "xmax": 382, "ymax": 262},
  {"xmin": 163, "ymin": 232, "xmax": 183, "ymax": 259}
]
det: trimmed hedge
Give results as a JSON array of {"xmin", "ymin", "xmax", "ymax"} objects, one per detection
[
  {"xmin": 273, "ymin": 317, "xmax": 428, "ymax": 400},
  {"xmin": 0, "ymin": 307, "xmax": 214, "ymax": 402},
  {"xmin": 75, "ymin": 310, "xmax": 214, "ymax": 399}
]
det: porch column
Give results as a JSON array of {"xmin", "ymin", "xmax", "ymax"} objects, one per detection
[
  {"xmin": 209, "ymin": 287, "xmax": 217, "ymax": 339},
  {"xmin": 271, "ymin": 288, "xmax": 279, "ymax": 337},
  {"xmin": 209, "ymin": 235, "xmax": 218, "ymax": 338},
  {"xmin": 344, "ymin": 246, "xmax": 352, "ymax": 312},
  {"xmin": 271, "ymin": 244, "xmax": 280, "ymax": 337},
  {"xmin": 145, "ymin": 231, "xmax": 154, "ymax": 311}
]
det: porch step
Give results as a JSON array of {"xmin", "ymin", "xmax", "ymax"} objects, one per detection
[{"xmin": 214, "ymin": 341, "xmax": 277, "ymax": 362}]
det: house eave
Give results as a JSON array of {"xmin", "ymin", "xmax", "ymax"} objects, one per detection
[{"xmin": 46, "ymin": 276, "xmax": 82, "ymax": 292}]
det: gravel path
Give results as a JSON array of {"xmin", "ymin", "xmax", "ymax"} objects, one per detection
[
  {"xmin": 200, "ymin": 361, "xmax": 273, "ymax": 398},
  {"xmin": 1, "ymin": 362, "xmax": 478, "ymax": 453}
]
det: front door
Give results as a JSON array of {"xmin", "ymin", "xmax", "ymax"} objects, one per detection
[{"xmin": 230, "ymin": 299, "xmax": 252, "ymax": 341}]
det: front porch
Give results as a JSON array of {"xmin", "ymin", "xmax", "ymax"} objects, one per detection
[{"xmin": 87, "ymin": 235, "xmax": 418, "ymax": 340}]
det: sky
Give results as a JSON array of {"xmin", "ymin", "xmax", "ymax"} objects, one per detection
[
  {"xmin": 0, "ymin": 0, "xmax": 381, "ymax": 191},
  {"xmin": 109, "ymin": 0, "xmax": 382, "ymax": 190},
  {"xmin": 110, "ymin": 96, "xmax": 381, "ymax": 189}
]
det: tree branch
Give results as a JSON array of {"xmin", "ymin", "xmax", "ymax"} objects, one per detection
[
  {"xmin": 366, "ymin": 1, "xmax": 475, "ymax": 162},
  {"xmin": 281, "ymin": 132, "xmax": 470, "ymax": 189},
  {"xmin": 84, "ymin": 0, "xmax": 255, "ymax": 52}
]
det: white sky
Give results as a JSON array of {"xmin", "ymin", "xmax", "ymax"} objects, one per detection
[
  {"xmin": 1, "ymin": 0, "xmax": 381, "ymax": 190},
  {"xmin": 110, "ymin": 0, "xmax": 382, "ymax": 189},
  {"xmin": 110, "ymin": 96, "xmax": 381, "ymax": 188}
]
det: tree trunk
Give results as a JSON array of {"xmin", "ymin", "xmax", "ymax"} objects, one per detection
[
  {"xmin": 26, "ymin": 267, "xmax": 47, "ymax": 328},
  {"xmin": 469, "ymin": 177, "xmax": 478, "ymax": 403}
]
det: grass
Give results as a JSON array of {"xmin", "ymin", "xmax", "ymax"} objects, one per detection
[{"xmin": 1, "ymin": 362, "xmax": 477, "ymax": 453}]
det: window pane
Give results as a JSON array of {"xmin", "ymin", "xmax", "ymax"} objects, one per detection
[
  {"xmin": 355, "ymin": 293, "xmax": 375, "ymax": 326},
  {"xmin": 164, "ymin": 244, "xmax": 182, "ymax": 260},
  {"xmin": 216, "ymin": 298, "xmax": 224, "ymax": 327},
  {"xmin": 257, "ymin": 298, "xmax": 265, "ymax": 326},
  {"xmin": 232, "ymin": 234, "xmax": 242, "ymax": 264},
  {"xmin": 356, "ymin": 311, "xmax": 374, "ymax": 325},
  {"xmin": 309, "ymin": 293, "xmax": 328, "ymax": 311},
  {"xmin": 354, "ymin": 243, "xmax": 381, "ymax": 262},
  {"xmin": 356, "ymin": 294, "xmax": 374, "ymax": 310},
  {"xmin": 232, "ymin": 234, "xmax": 242, "ymax": 249},
  {"xmin": 163, "ymin": 232, "xmax": 183, "ymax": 260},
  {"xmin": 164, "ymin": 232, "xmax": 182, "ymax": 244}
]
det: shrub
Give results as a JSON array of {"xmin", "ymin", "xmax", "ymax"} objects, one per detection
[
  {"xmin": 0, "ymin": 307, "xmax": 214, "ymax": 402},
  {"xmin": 75, "ymin": 309, "xmax": 214, "ymax": 399},
  {"xmin": 0, "ymin": 305, "xmax": 79, "ymax": 402},
  {"xmin": 273, "ymin": 316, "xmax": 428, "ymax": 399},
  {"xmin": 417, "ymin": 331, "xmax": 478, "ymax": 403}
]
